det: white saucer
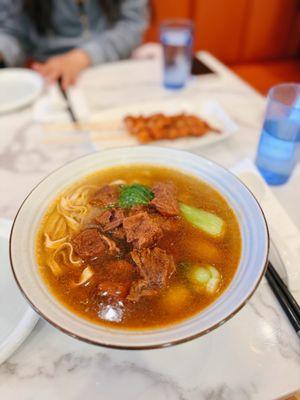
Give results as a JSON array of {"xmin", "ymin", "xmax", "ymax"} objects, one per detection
[
  {"xmin": 0, "ymin": 69, "xmax": 43, "ymax": 113},
  {"xmin": 0, "ymin": 218, "xmax": 38, "ymax": 365}
]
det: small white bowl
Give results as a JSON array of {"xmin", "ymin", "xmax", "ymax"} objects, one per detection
[{"xmin": 10, "ymin": 147, "xmax": 269, "ymax": 349}]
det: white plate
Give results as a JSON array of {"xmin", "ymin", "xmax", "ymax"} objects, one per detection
[
  {"xmin": 0, "ymin": 69, "xmax": 44, "ymax": 113},
  {"xmin": 90, "ymin": 99, "xmax": 238, "ymax": 150},
  {"xmin": 0, "ymin": 218, "xmax": 38, "ymax": 364}
]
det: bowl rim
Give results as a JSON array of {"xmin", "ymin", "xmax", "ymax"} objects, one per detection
[{"xmin": 9, "ymin": 146, "xmax": 270, "ymax": 350}]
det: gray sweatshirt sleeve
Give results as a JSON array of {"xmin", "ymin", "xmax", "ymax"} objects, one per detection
[
  {"xmin": 80, "ymin": 0, "xmax": 148, "ymax": 66},
  {"xmin": 0, "ymin": 0, "xmax": 28, "ymax": 67}
]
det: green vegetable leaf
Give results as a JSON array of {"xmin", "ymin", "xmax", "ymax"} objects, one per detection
[
  {"xmin": 179, "ymin": 202, "xmax": 225, "ymax": 237},
  {"xmin": 118, "ymin": 184, "xmax": 154, "ymax": 208}
]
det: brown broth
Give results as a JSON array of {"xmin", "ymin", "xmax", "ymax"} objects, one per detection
[{"xmin": 36, "ymin": 165, "xmax": 241, "ymax": 329}]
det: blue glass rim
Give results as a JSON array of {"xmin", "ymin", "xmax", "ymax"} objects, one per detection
[{"xmin": 268, "ymin": 83, "xmax": 300, "ymax": 110}]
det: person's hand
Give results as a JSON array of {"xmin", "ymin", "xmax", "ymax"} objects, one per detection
[{"xmin": 32, "ymin": 49, "xmax": 91, "ymax": 89}]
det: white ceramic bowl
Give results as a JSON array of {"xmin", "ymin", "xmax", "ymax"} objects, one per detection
[{"xmin": 10, "ymin": 147, "xmax": 269, "ymax": 349}]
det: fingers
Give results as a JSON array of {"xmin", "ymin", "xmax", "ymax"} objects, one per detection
[
  {"xmin": 32, "ymin": 53, "xmax": 84, "ymax": 89},
  {"xmin": 32, "ymin": 59, "xmax": 62, "ymax": 84},
  {"xmin": 32, "ymin": 62, "xmax": 42, "ymax": 71},
  {"xmin": 32, "ymin": 62, "xmax": 49, "ymax": 77},
  {"xmin": 45, "ymin": 69, "xmax": 62, "ymax": 84},
  {"xmin": 61, "ymin": 69, "xmax": 79, "ymax": 90},
  {"xmin": 61, "ymin": 71, "xmax": 72, "ymax": 90}
]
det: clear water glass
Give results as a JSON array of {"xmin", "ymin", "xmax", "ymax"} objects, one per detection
[
  {"xmin": 255, "ymin": 83, "xmax": 300, "ymax": 185},
  {"xmin": 160, "ymin": 19, "xmax": 193, "ymax": 90}
]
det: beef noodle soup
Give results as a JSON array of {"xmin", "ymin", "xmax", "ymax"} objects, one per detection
[{"xmin": 36, "ymin": 165, "xmax": 241, "ymax": 329}]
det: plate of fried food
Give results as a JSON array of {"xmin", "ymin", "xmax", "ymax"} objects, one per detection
[{"xmin": 89, "ymin": 99, "xmax": 238, "ymax": 150}]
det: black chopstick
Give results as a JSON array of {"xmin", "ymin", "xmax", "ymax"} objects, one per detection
[
  {"xmin": 58, "ymin": 77, "xmax": 78, "ymax": 124},
  {"xmin": 265, "ymin": 261, "xmax": 300, "ymax": 337},
  {"xmin": 268, "ymin": 262, "xmax": 300, "ymax": 318}
]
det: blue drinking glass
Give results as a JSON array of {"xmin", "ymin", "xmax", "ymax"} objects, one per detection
[
  {"xmin": 160, "ymin": 19, "xmax": 193, "ymax": 90},
  {"xmin": 255, "ymin": 83, "xmax": 300, "ymax": 185}
]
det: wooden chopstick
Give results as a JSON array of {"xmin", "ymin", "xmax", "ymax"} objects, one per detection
[
  {"xmin": 265, "ymin": 261, "xmax": 300, "ymax": 337},
  {"xmin": 58, "ymin": 78, "xmax": 78, "ymax": 124}
]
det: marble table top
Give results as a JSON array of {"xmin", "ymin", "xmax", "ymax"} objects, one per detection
[{"xmin": 0, "ymin": 51, "xmax": 299, "ymax": 400}]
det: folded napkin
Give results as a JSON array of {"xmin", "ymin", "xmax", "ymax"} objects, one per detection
[
  {"xmin": 33, "ymin": 84, "xmax": 90, "ymax": 124},
  {"xmin": 232, "ymin": 159, "xmax": 300, "ymax": 294}
]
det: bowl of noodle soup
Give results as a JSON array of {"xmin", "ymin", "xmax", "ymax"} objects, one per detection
[{"xmin": 10, "ymin": 147, "xmax": 269, "ymax": 349}]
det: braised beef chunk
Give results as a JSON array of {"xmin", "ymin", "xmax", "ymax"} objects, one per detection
[
  {"xmin": 90, "ymin": 185, "xmax": 120, "ymax": 207},
  {"xmin": 110, "ymin": 226, "xmax": 126, "ymax": 241},
  {"xmin": 128, "ymin": 247, "xmax": 176, "ymax": 301},
  {"xmin": 72, "ymin": 228, "xmax": 120, "ymax": 260},
  {"xmin": 98, "ymin": 260, "xmax": 136, "ymax": 301},
  {"xmin": 72, "ymin": 228, "xmax": 106, "ymax": 259},
  {"xmin": 150, "ymin": 182, "xmax": 179, "ymax": 216},
  {"xmin": 123, "ymin": 212, "xmax": 163, "ymax": 249},
  {"xmin": 131, "ymin": 247, "xmax": 175, "ymax": 287},
  {"xmin": 95, "ymin": 208, "xmax": 124, "ymax": 232}
]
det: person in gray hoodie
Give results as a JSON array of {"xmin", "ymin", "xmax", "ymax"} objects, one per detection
[{"xmin": 0, "ymin": 0, "xmax": 148, "ymax": 88}]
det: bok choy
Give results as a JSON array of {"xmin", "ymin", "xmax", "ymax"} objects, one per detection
[
  {"xmin": 179, "ymin": 203, "xmax": 225, "ymax": 238},
  {"xmin": 188, "ymin": 264, "xmax": 221, "ymax": 294}
]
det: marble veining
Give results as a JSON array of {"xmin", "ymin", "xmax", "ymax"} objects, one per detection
[
  {"xmin": 0, "ymin": 342, "xmax": 258, "ymax": 400},
  {"xmin": 249, "ymin": 289, "xmax": 300, "ymax": 362}
]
